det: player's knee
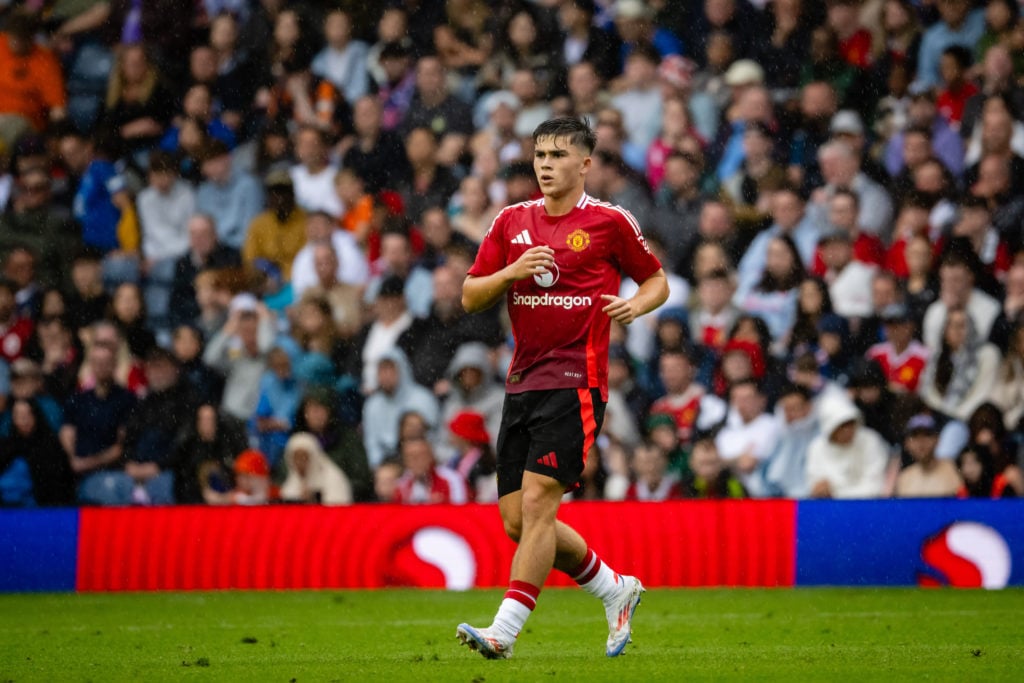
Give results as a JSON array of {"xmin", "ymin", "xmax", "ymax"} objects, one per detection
[
  {"xmin": 502, "ymin": 518, "xmax": 522, "ymax": 542},
  {"xmin": 520, "ymin": 485, "xmax": 557, "ymax": 525}
]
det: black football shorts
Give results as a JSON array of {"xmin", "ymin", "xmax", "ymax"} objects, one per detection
[{"xmin": 495, "ymin": 388, "xmax": 606, "ymax": 497}]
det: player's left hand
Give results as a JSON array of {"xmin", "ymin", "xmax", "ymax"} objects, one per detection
[{"xmin": 601, "ymin": 294, "xmax": 638, "ymax": 325}]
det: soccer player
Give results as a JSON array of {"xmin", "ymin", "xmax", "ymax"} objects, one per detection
[{"xmin": 456, "ymin": 117, "xmax": 669, "ymax": 659}]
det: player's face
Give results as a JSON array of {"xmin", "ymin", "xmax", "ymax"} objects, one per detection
[{"xmin": 533, "ymin": 135, "xmax": 590, "ymax": 200}]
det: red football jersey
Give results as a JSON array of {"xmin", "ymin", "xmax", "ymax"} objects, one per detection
[{"xmin": 468, "ymin": 192, "xmax": 661, "ymax": 398}]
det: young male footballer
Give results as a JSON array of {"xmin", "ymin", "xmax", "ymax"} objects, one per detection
[{"xmin": 457, "ymin": 117, "xmax": 669, "ymax": 658}]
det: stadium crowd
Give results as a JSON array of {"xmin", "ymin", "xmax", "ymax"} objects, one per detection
[{"xmin": 1, "ymin": 0, "xmax": 1023, "ymax": 507}]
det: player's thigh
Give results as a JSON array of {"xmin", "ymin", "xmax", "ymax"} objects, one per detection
[{"xmin": 523, "ymin": 388, "xmax": 606, "ymax": 488}]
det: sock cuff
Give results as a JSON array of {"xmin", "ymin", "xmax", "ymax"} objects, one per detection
[
  {"xmin": 570, "ymin": 548, "xmax": 600, "ymax": 584},
  {"xmin": 505, "ymin": 580, "xmax": 541, "ymax": 610}
]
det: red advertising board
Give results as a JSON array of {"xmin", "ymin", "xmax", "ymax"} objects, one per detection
[{"xmin": 76, "ymin": 501, "xmax": 796, "ymax": 591}]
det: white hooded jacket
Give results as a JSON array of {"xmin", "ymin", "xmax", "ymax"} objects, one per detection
[
  {"xmin": 280, "ymin": 432, "xmax": 353, "ymax": 505},
  {"xmin": 805, "ymin": 394, "xmax": 889, "ymax": 499}
]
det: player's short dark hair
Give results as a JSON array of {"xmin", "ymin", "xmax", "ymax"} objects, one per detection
[{"xmin": 532, "ymin": 117, "xmax": 597, "ymax": 154}]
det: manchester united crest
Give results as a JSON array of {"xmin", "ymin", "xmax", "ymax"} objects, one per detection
[{"xmin": 566, "ymin": 229, "xmax": 591, "ymax": 252}]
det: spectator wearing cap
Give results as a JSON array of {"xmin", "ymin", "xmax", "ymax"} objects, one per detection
[
  {"xmin": 867, "ymin": 303, "xmax": 930, "ymax": 394},
  {"xmin": 205, "ymin": 449, "xmax": 275, "ymax": 505},
  {"xmin": 819, "ymin": 225, "xmax": 877, "ymax": 319},
  {"xmin": 446, "ymin": 409, "xmax": 498, "ymax": 503},
  {"xmin": 0, "ymin": 11, "xmax": 66, "ymax": 147},
  {"xmin": 811, "ymin": 140, "xmax": 894, "ymax": 242},
  {"xmin": 242, "ymin": 170, "xmax": 307, "ymax": 281},
  {"xmin": 290, "ymin": 126, "xmax": 343, "ymax": 219},
  {"xmin": 885, "ymin": 82, "xmax": 965, "ymax": 178},
  {"xmin": 895, "ymin": 414, "xmax": 963, "ymax": 497},
  {"xmin": 0, "ymin": 169, "xmax": 79, "ymax": 291},
  {"xmin": 557, "ymin": 0, "xmax": 622, "ymax": 82},
  {"xmin": 828, "ymin": 109, "xmax": 889, "ymax": 186},
  {"xmin": 806, "ymin": 392, "xmax": 890, "ymax": 499},
  {"xmin": 194, "ymin": 138, "xmax": 264, "ymax": 252},
  {"xmin": 919, "ymin": 307, "xmax": 1000, "ymax": 422},
  {"xmin": 916, "ymin": 0, "xmax": 985, "ymax": 90},
  {"xmin": 168, "ymin": 214, "xmax": 241, "ymax": 329},
  {"xmin": 343, "ymin": 95, "xmax": 411, "ymax": 195},
  {"xmin": 203, "ymin": 295, "xmax": 277, "ymax": 421},
  {"xmin": 922, "ymin": 250, "xmax": 1000, "ymax": 350}
]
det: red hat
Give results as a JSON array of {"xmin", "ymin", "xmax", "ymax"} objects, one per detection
[
  {"xmin": 375, "ymin": 190, "xmax": 404, "ymax": 216},
  {"xmin": 234, "ymin": 450, "xmax": 270, "ymax": 476},
  {"xmin": 448, "ymin": 410, "xmax": 490, "ymax": 445}
]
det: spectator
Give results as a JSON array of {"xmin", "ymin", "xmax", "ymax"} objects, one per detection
[
  {"xmin": 118, "ymin": 347, "xmax": 199, "ymax": 504},
  {"xmin": 195, "ymin": 139, "xmax": 264, "ymax": 252},
  {"xmin": 586, "ymin": 150, "xmax": 655, "ymax": 237},
  {"xmin": 437, "ymin": 341, "xmax": 504, "ymax": 450},
  {"xmin": 557, "ymin": 0, "xmax": 621, "ymax": 81},
  {"xmin": 0, "ymin": 170, "xmax": 79, "ymax": 291},
  {"xmin": 395, "ymin": 127, "xmax": 459, "ymax": 224},
  {"xmin": 0, "ymin": 11, "xmax": 66, "ymax": 146},
  {"xmin": 989, "ymin": 321, "xmax": 1024, "ymax": 430},
  {"xmin": 820, "ymin": 229, "xmax": 877, "ymax": 320},
  {"xmin": 737, "ymin": 187, "xmax": 820, "ymax": 297},
  {"xmin": 60, "ymin": 342, "xmax": 138, "ymax": 505},
  {"xmin": 0, "ymin": 397, "xmax": 75, "ymax": 506},
  {"xmin": 362, "ymin": 347, "xmax": 439, "ymax": 470},
  {"xmin": 0, "ymin": 278, "xmax": 32, "ymax": 365},
  {"xmin": 0, "ymin": 358, "xmax": 62, "ymax": 436},
  {"xmin": 290, "ymin": 210, "xmax": 369, "ymax": 299},
  {"xmin": 720, "ymin": 120, "xmax": 786, "ymax": 235},
  {"xmin": 445, "ymin": 410, "xmax": 498, "ymax": 503},
  {"xmin": 109, "ymin": 282, "xmax": 156, "ymax": 360},
  {"xmin": 171, "ymin": 323, "xmax": 222, "ymax": 405},
  {"xmin": 714, "ymin": 377, "xmax": 780, "ymax": 496},
  {"xmin": 624, "ymin": 442, "xmax": 684, "ymax": 501},
  {"xmin": 688, "ymin": 268, "xmax": 740, "ymax": 358},
  {"xmin": 203, "ymin": 296, "xmax": 276, "ymax": 421},
  {"xmin": 97, "ymin": 43, "xmax": 175, "ymax": 157},
  {"xmin": 919, "ymin": 308, "xmax": 1000, "ymax": 422},
  {"xmin": 922, "ymin": 250, "xmax": 1000, "ymax": 349},
  {"xmin": 289, "ymin": 126, "xmax": 343, "ymax": 218},
  {"xmin": 160, "ymin": 83, "xmax": 236, "ymax": 152},
  {"xmin": 936, "ymin": 45, "xmax": 978, "ymax": 128},
  {"xmin": 344, "ymin": 95, "xmax": 411, "ymax": 195},
  {"xmin": 916, "ymin": 0, "xmax": 985, "ymax": 89},
  {"xmin": 763, "ymin": 382, "xmax": 817, "ymax": 498},
  {"xmin": 649, "ymin": 347, "xmax": 727, "ymax": 446},
  {"xmin": 205, "ymin": 449, "xmax": 275, "ymax": 505},
  {"xmin": 311, "ymin": 9, "xmax": 369, "ymax": 105},
  {"xmin": 251, "ymin": 347, "xmax": 300, "ymax": 468},
  {"xmin": 401, "ymin": 55, "xmax": 473, "ymax": 149},
  {"xmin": 956, "ymin": 442, "xmax": 1016, "ymax": 498},
  {"xmin": 895, "ymin": 413, "xmax": 963, "ymax": 497},
  {"xmin": 206, "ymin": 12, "xmax": 261, "ymax": 128},
  {"xmin": 299, "ymin": 243, "xmax": 364, "ymax": 340},
  {"xmin": 812, "ymin": 189, "xmax": 886, "ymax": 275},
  {"xmin": 279, "ymin": 431, "xmax": 354, "ymax": 505},
  {"xmin": 373, "ymin": 40, "xmax": 417, "ymax": 133},
  {"xmin": 364, "ymin": 227, "xmax": 434, "ymax": 318},
  {"xmin": 867, "ymin": 303, "xmax": 930, "ymax": 393},
  {"xmin": 168, "ymin": 214, "xmax": 241, "ymax": 329},
  {"xmin": 733, "ymin": 234, "xmax": 804, "ymax": 345},
  {"xmin": 334, "ymin": 168, "xmax": 375, "ymax": 245},
  {"xmin": 806, "ymin": 392, "xmax": 889, "ymax": 498},
  {"xmin": 610, "ymin": 43, "xmax": 663, "ymax": 153},
  {"xmin": 812, "ymin": 140, "xmax": 894, "ymax": 241},
  {"xmin": 963, "ymin": 93, "xmax": 1024, "ymax": 193},
  {"xmin": 391, "ymin": 436, "xmax": 467, "ymax": 505},
  {"xmin": 450, "ymin": 175, "xmax": 499, "ymax": 244},
  {"xmin": 960, "ymin": 44, "xmax": 1024, "ymax": 140},
  {"xmin": 290, "ymin": 386, "xmax": 370, "ymax": 501},
  {"xmin": 885, "ymin": 84, "xmax": 965, "ymax": 178},
  {"xmin": 652, "ymin": 152, "xmax": 704, "ymax": 271},
  {"xmin": 682, "ymin": 437, "xmax": 747, "ymax": 499},
  {"xmin": 169, "ymin": 403, "xmax": 248, "ymax": 504},
  {"xmin": 242, "ymin": 171, "xmax": 307, "ymax": 280}
]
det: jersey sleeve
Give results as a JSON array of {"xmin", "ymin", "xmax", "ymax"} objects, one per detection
[
  {"xmin": 467, "ymin": 208, "xmax": 510, "ymax": 278},
  {"xmin": 612, "ymin": 206, "xmax": 662, "ymax": 283}
]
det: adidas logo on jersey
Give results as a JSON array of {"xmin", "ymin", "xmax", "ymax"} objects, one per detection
[{"xmin": 511, "ymin": 230, "xmax": 533, "ymax": 245}]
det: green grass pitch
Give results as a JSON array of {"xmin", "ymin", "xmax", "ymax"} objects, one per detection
[{"xmin": 2, "ymin": 588, "xmax": 1022, "ymax": 681}]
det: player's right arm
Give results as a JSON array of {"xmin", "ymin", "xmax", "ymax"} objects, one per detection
[{"xmin": 462, "ymin": 245, "xmax": 555, "ymax": 313}]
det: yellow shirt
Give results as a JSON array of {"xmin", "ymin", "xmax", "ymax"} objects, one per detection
[{"xmin": 242, "ymin": 208, "xmax": 307, "ymax": 281}]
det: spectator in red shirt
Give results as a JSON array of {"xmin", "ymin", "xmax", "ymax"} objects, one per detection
[
  {"xmin": 827, "ymin": 0, "xmax": 873, "ymax": 68},
  {"xmin": 936, "ymin": 45, "xmax": 979, "ymax": 129},
  {"xmin": 866, "ymin": 303, "xmax": 930, "ymax": 393},
  {"xmin": 812, "ymin": 189, "xmax": 886, "ymax": 276},
  {"xmin": 392, "ymin": 436, "xmax": 468, "ymax": 504},
  {"xmin": 0, "ymin": 279, "xmax": 32, "ymax": 365}
]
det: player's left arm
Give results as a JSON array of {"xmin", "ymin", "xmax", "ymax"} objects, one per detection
[{"xmin": 601, "ymin": 268, "xmax": 669, "ymax": 325}]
